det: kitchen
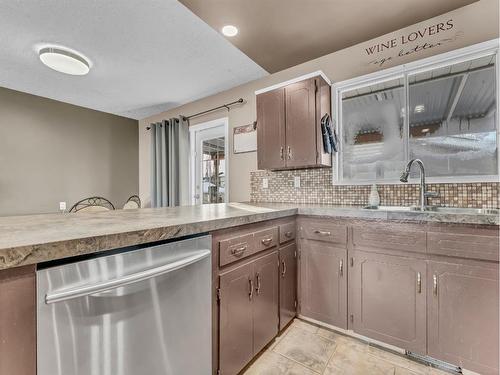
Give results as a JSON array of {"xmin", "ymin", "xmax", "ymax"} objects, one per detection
[{"xmin": 0, "ymin": 1, "xmax": 499, "ymax": 375}]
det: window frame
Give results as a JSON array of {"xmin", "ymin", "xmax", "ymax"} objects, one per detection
[{"xmin": 333, "ymin": 39, "xmax": 499, "ymax": 185}]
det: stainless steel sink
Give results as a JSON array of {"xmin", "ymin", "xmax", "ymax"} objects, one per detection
[{"xmin": 363, "ymin": 205, "xmax": 499, "ymax": 215}]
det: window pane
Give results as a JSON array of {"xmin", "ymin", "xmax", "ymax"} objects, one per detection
[
  {"xmin": 341, "ymin": 77, "xmax": 405, "ymax": 182},
  {"xmin": 202, "ymin": 137, "xmax": 225, "ymax": 203},
  {"xmin": 409, "ymin": 55, "xmax": 497, "ymax": 177}
]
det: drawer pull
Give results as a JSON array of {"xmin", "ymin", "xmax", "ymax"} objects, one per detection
[
  {"xmin": 255, "ymin": 273, "xmax": 261, "ymax": 295},
  {"xmin": 231, "ymin": 245, "xmax": 247, "ymax": 256},
  {"xmin": 249, "ymin": 278, "xmax": 254, "ymax": 300},
  {"xmin": 261, "ymin": 237, "xmax": 273, "ymax": 246},
  {"xmin": 339, "ymin": 260, "xmax": 343, "ymax": 276},
  {"xmin": 314, "ymin": 230, "xmax": 331, "ymax": 236},
  {"xmin": 285, "ymin": 231, "xmax": 293, "ymax": 238},
  {"xmin": 281, "ymin": 260, "xmax": 287, "ymax": 278},
  {"xmin": 433, "ymin": 274, "xmax": 438, "ymax": 296},
  {"xmin": 417, "ymin": 272, "xmax": 421, "ymax": 293}
]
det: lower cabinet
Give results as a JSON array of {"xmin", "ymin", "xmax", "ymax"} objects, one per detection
[
  {"xmin": 350, "ymin": 250, "xmax": 427, "ymax": 354},
  {"xmin": 0, "ymin": 265, "xmax": 36, "ymax": 375},
  {"xmin": 428, "ymin": 261, "xmax": 499, "ymax": 375},
  {"xmin": 219, "ymin": 251, "xmax": 278, "ymax": 375},
  {"xmin": 300, "ymin": 239, "xmax": 347, "ymax": 328},
  {"xmin": 279, "ymin": 242, "xmax": 297, "ymax": 330}
]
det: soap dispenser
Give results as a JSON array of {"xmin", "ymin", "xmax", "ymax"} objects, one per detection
[{"xmin": 368, "ymin": 184, "xmax": 380, "ymax": 207}]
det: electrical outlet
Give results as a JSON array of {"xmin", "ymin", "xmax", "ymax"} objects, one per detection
[
  {"xmin": 59, "ymin": 201, "xmax": 67, "ymax": 212},
  {"xmin": 262, "ymin": 178, "xmax": 269, "ymax": 189},
  {"xmin": 294, "ymin": 176, "xmax": 301, "ymax": 188}
]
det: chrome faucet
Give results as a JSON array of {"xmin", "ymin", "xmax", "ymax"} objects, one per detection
[{"xmin": 400, "ymin": 159, "xmax": 439, "ymax": 211}]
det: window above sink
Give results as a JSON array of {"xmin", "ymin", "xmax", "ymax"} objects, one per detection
[{"xmin": 333, "ymin": 40, "xmax": 499, "ymax": 185}]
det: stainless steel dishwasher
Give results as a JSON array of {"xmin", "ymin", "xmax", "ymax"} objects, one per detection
[{"xmin": 37, "ymin": 235, "xmax": 212, "ymax": 375}]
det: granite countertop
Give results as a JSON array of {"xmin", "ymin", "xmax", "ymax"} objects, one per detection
[{"xmin": 0, "ymin": 202, "xmax": 497, "ymax": 270}]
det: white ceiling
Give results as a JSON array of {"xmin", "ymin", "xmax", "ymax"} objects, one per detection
[{"xmin": 0, "ymin": 0, "xmax": 268, "ymax": 119}]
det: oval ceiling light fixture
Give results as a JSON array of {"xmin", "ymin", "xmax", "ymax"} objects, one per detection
[
  {"xmin": 39, "ymin": 47, "xmax": 90, "ymax": 75},
  {"xmin": 221, "ymin": 25, "xmax": 238, "ymax": 37}
]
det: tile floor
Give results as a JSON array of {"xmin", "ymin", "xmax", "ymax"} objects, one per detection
[{"xmin": 244, "ymin": 319, "xmax": 452, "ymax": 375}]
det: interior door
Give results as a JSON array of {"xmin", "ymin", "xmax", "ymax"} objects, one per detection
[
  {"xmin": 279, "ymin": 242, "xmax": 297, "ymax": 330},
  {"xmin": 193, "ymin": 124, "xmax": 226, "ymax": 204},
  {"xmin": 300, "ymin": 240, "xmax": 347, "ymax": 328},
  {"xmin": 256, "ymin": 88, "xmax": 286, "ymax": 170},
  {"xmin": 219, "ymin": 263, "xmax": 254, "ymax": 375},
  {"xmin": 350, "ymin": 250, "xmax": 426, "ymax": 354},
  {"xmin": 285, "ymin": 78, "xmax": 317, "ymax": 168},
  {"xmin": 428, "ymin": 261, "xmax": 499, "ymax": 375},
  {"xmin": 252, "ymin": 251, "xmax": 279, "ymax": 354}
]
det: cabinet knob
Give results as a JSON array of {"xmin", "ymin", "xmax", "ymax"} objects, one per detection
[{"xmin": 261, "ymin": 238, "xmax": 273, "ymax": 246}]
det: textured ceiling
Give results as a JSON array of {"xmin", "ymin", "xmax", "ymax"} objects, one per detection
[
  {"xmin": 0, "ymin": 0, "xmax": 267, "ymax": 119},
  {"xmin": 179, "ymin": 0, "xmax": 478, "ymax": 73}
]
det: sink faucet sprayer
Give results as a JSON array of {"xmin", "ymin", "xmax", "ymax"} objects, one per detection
[{"xmin": 400, "ymin": 159, "xmax": 439, "ymax": 211}]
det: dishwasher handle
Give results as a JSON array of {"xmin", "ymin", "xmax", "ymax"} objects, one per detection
[{"xmin": 45, "ymin": 249, "xmax": 211, "ymax": 305}]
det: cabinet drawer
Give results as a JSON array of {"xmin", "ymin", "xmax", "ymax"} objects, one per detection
[
  {"xmin": 279, "ymin": 222, "xmax": 296, "ymax": 244},
  {"xmin": 300, "ymin": 220, "xmax": 347, "ymax": 244},
  {"xmin": 219, "ymin": 233, "xmax": 254, "ymax": 267},
  {"xmin": 254, "ymin": 227, "xmax": 279, "ymax": 253},
  {"xmin": 428, "ymin": 231, "xmax": 499, "ymax": 262},
  {"xmin": 352, "ymin": 224, "xmax": 426, "ymax": 254}
]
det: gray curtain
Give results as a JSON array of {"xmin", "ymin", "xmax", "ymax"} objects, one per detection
[{"xmin": 150, "ymin": 117, "xmax": 189, "ymax": 207}]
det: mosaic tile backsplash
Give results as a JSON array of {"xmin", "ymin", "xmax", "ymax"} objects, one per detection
[{"xmin": 250, "ymin": 169, "xmax": 500, "ymax": 208}]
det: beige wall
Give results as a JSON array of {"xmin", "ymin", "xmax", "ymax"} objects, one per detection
[
  {"xmin": 139, "ymin": 0, "xmax": 499, "ymax": 205},
  {"xmin": 0, "ymin": 87, "xmax": 139, "ymax": 216}
]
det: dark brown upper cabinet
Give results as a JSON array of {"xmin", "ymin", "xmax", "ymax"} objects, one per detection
[{"xmin": 256, "ymin": 75, "xmax": 332, "ymax": 170}]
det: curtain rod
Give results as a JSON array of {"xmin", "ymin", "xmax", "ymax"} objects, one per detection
[
  {"xmin": 146, "ymin": 98, "xmax": 244, "ymax": 130},
  {"xmin": 183, "ymin": 98, "xmax": 244, "ymax": 120}
]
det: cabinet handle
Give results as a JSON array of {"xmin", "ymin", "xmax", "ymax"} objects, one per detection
[
  {"xmin": 285, "ymin": 231, "xmax": 293, "ymax": 238},
  {"xmin": 249, "ymin": 278, "xmax": 254, "ymax": 300},
  {"xmin": 255, "ymin": 273, "xmax": 261, "ymax": 295},
  {"xmin": 287, "ymin": 146, "xmax": 292, "ymax": 160},
  {"xmin": 231, "ymin": 245, "xmax": 247, "ymax": 256},
  {"xmin": 417, "ymin": 272, "xmax": 421, "ymax": 293},
  {"xmin": 339, "ymin": 260, "xmax": 343, "ymax": 277},
  {"xmin": 350, "ymin": 257, "xmax": 354, "ymax": 267},
  {"xmin": 261, "ymin": 237, "xmax": 273, "ymax": 246},
  {"xmin": 281, "ymin": 260, "xmax": 287, "ymax": 278},
  {"xmin": 280, "ymin": 146, "xmax": 284, "ymax": 160},
  {"xmin": 433, "ymin": 274, "xmax": 438, "ymax": 296},
  {"xmin": 314, "ymin": 230, "xmax": 331, "ymax": 236}
]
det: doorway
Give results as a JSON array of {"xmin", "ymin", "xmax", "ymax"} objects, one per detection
[{"xmin": 190, "ymin": 118, "xmax": 229, "ymax": 205}]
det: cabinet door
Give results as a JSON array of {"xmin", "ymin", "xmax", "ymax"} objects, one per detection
[
  {"xmin": 0, "ymin": 266, "xmax": 36, "ymax": 375},
  {"xmin": 285, "ymin": 78, "xmax": 317, "ymax": 168},
  {"xmin": 300, "ymin": 240, "xmax": 347, "ymax": 328},
  {"xmin": 350, "ymin": 251, "xmax": 426, "ymax": 354},
  {"xmin": 428, "ymin": 261, "xmax": 499, "ymax": 375},
  {"xmin": 257, "ymin": 88, "xmax": 286, "ymax": 170},
  {"xmin": 253, "ymin": 251, "xmax": 279, "ymax": 354},
  {"xmin": 279, "ymin": 243, "xmax": 297, "ymax": 330},
  {"xmin": 219, "ymin": 262, "xmax": 254, "ymax": 375}
]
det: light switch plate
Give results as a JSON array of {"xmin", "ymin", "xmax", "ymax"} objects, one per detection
[
  {"xmin": 294, "ymin": 176, "xmax": 300, "ymax": 188},
  {"xmin": 262, "ymin": 178, "xmax": 269, "ymax": 189},
  {"xmin": 59, "ymin": 201, "xmax": 67, "ymax": 211}
]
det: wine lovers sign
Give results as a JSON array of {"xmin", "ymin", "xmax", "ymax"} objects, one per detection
[{"xmin": 366, "ymin": 19, "xmax": 463, "ymax": 67}]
